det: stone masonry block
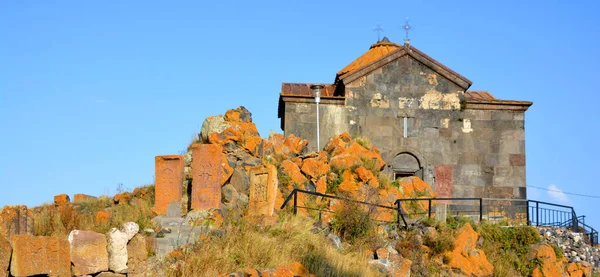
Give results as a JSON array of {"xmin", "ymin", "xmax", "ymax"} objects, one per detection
[
  {"xmin": 190, "ymin": 144, "xmax": 223, "ymax": 210},
  {"xmin": 154, "ymin": 155, "xmax": 184, "ymax": 216},
  {"xmin": 10, "ymin": 235, "xmax": 70, "ymax": 277}
]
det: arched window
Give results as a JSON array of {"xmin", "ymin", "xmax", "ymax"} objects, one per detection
[{"xmin": 392, "ymin": 152, "xmax": 422, "ymax": 179}]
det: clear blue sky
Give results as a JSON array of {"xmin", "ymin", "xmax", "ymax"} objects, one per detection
[{"xmin": 1, "ymin": 1, "xmax": 599, "ymax": 228}]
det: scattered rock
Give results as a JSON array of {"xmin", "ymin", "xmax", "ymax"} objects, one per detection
[
  {"xmin": 106, "ymin": 228, "xmax": 129, "ymax": 273},
  {"xmin": 120, "ymin": 222, "xmax": 140, "ymax": 241},
  {"xmin": 68, "ymin": 230, "xmax": 109, "ymax": 276},
  {"xmin": 53, "ymin": 194, "xmax": 70, "ymax": 204},
  {"xmin": 444, "ymin": 223, "xmax": 493, "ymax": 277},
  {"xmin": 127, "ymin": 234, "xmax": 148, "ymax": 277}
]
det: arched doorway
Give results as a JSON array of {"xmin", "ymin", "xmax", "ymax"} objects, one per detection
[{"xmin": 392, "ymin": 152, "xmax": 423, "ymax": 180}]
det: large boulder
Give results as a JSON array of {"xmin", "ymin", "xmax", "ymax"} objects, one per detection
[
  {"xmin": 10, "ymin": 235, "xmax": 70, "ymax": 277},
  {"xmin": 445, "ymin": 223, "xmax": 493, "ymax": 277},
  {"xmin": 106, "ymin": 228, "xmax": 129, "ymax": 273},
  {"xmin": 127, "ymin": 234, "xmax": 148, "ymax": 277},
  {"xmin": 528, "ymin": 243, "xmax": 568, "ymax": 277},
  {"xmin": 68, "ymin": 230, "xmax": 109, "ymax": 276},
  {"xmin": 53, "ymin": 194, "xmax": 70, "ymax": 204},
  {"xmin": 0, "ymin": 235, "xmax": 10, "ymax": 277}
]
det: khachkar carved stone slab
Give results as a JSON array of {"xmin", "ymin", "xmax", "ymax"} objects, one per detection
[
  {"xmin": 435, "ymin": 165, "xmax": 453, "ymax": 203},
  {"xmin": 154, "ymin": 155, "xmax": 184, "ymax": 216},
  {"xmin": 191, "ymin": 144, "xmax": 223, "ymax": 210},
  {"xmin": 248, "ymin": 164, "xmax": 278, "ymax": 217},
  {"xmin": 0, "ymin": 206, "xmax": 33, "ymax": 238},
  {"xmin": 10, "ymin": 235, "xmax": 71, "ymax": 277}
]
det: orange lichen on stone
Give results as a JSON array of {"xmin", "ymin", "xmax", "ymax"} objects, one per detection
[
  {"xmin": 528, "ymin": 243, "xmax": 568, "ymax": 277},
  {"xmin": 95, "ymin": 210, "xmax": 110, "ymax": 224},
  {"xmin": 279, "ymin": 160, "xmax": 307, "ymax": 189},
  {"xmin": 248, "ymin": 164, "xmax": 279, "ymax": 217},
  {"xmin": 445, "ymin": 223, "xmax": 493, "ymax": 277},
  {"xmin": 10, "ymin": 235, "xmax": 71, "ymax": 277},
  {"xmin": 53, "ymin": 194, "xmax": 70, "ymax": 205},
  {"xmin": 154, "ymin": 155, "xmax": 184, "ymax": 216},
  {"xmin": 283, "ymin": 135, "xmax": 309, "ymax": 155},
  {"xmin": 337, "ymin": 41, "xmax": 401, "ymax": 77},
  {"xmin": 315, "ymin": 176, "xmax": 327, "ymax": 194},
  {"xmin": 73, "ymin": 194, "xmax": 97, "ymax": 202},
  {"xmin": 566, "ymin": 262, "xmax": 592, "ymax": 277},
  {"xmin": 0, "ymin": 206, "xmax": 33, "ymax": 237},
  {"xmin": 337, "ymin": 169, "xmax": 360, "ymax": 197},
  {"xmin": 221, "ymin": 153, "xmax": 234, "ymax": 185},
  {"xmin": 300, "ymin": 152, "xmax": 330, "ymax": 179},
  {"xmin": 113, "ymin": 192, "xmax": 130, "ymax": 204}
]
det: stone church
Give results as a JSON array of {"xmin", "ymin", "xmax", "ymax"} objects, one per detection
[{"xmin": 278, "ymin": 38, "xmax": 532, "ymax": 200}]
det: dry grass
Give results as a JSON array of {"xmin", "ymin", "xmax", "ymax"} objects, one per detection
[
  {"xmin": 33, "ymin": 185, "xmax": 155, "ymax": 237},
  {"xmin": 163, "ymin": 216, "xmax": 384, "ymax": 277}
]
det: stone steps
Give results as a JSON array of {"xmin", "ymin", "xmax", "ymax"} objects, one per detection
[{"xmin": 153, "ymin": 216, "xmax": 211, "ymax": 257}]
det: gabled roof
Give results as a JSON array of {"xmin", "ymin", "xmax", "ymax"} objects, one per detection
[
  {"xmin": 465, "ymin": 91, "xmax": 532, "ymax": 111},
  {"xmin": 335, "ymin": 40, "xmax": 473, "ymax": 91}
]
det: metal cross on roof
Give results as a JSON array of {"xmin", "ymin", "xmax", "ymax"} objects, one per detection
[
  {"xmin": 373, "ymin": 23, "xmax": 383, "ymax": 42},
  {"xmin": 403, "ymin": 17, "xmax": 412, "ymax": 44}
]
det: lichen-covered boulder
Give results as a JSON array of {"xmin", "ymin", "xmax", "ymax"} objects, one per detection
[
  {"xmin": 528, "ymin": 243, "xmax": 568, "ymax": 277},
  {"xmin": 445, "ymin": 223, "xmax": 493, "ymax": 277},
  {"xmin": 69, "ymin": 230, "xmax": 109, "ymax": 276}
]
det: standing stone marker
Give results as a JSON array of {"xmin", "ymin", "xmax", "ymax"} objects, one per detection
[
  {"xmin": 435, "ymin": 165, "xmax": 453, "ymax": 203},
  {"xmin": 0, "ymin": 206, "xmax": 33, "ymax": 238},
  {"xmin": 154, "ymin": 155, "xmax": 184, "ymax": 216},
  {"xmin": 191, "ymin": 144, "xmax": 223, "ymax": 210},
  {"xmin": 248, "ymin": 164, "xmax": 278, "ymax": 217}
]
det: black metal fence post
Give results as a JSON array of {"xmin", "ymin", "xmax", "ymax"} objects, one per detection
[
  {"xmin": 536, "ymin": 201, "xmax": 539, "ymax": 226},
  {"xmin": 526, "ymin": 200, "xmax": 530, "ymax": 226},
  {"xmin": 428, "ymin": 199, "xmax": 432, "ymax": 218},
  {"xmin": 396, "ymin": 201, "xmax": 401, "ymax": 230},
  {"xmin": 293, "ymin": 190, "xmax": 297, "ymax": 215},
  {"xmin": 479, "ymin": 198, "xmax": 483, "ymax": 222}
]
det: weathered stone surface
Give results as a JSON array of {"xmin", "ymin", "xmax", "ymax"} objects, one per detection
[
  {"xmin": 96, "ymin": 272, "xmax": 126, "ymax": 277},
  {"xmin": 0, "ymin": 235, "xmax": 10, "ymax": 277},
  {"xmin": 154, "ymin": 155, "xmax": 184, "ymax": 216},
  {"xmin": 0, "ymin": 206, "xmax": 33, "ymax": 238},
  {"xmin": 248, "ymin": 164, "xmax": 279, "ymax": 217},
  {"xmin": 120, "ymin": 222, "xmax": 139, "ymax": 241},
  {"xmin": 74, "ymin": 194, "xmax": 97, "ymax": 202},
  {"xmin": 166, "ymin": 201, "xmax": 180, "ymax": 218},
  {"xmin": 435, "ymin": 165, "xmax": 453, "ymax": 201},
  {"xmin": 445, "ymin": 223, "xmax": 493, "ymax": 277},
  {"xmin": 68, "ymin": 230, "xmax": 109, "ymax": 276},
  {"xmin": 53, "ymin": 194, "xmax": 70, "ymax": 204},
  {"xmin": 106, "ymin": 228, "xmax": 129, "ymax": 273},
  {"xmin": 191, "ymin": 144, "xmax": 223, "ymax": 210},
  {"xmin": 229, "ymin": 166, "xmax": 250, "ymax": 195},
  {"xmin": 528, "ymin": 243, "xmax": 568, "ymax": 277},
  {"xmin": 10, "ymin": 235, "xmax": 70, "ymax": 277},
  {"xmin": 300, "ymin": 152, "xmax": 330, "ymax": 179},
  {"xmin": 127, "ymin": 234, "xmax": 147, "ymax": 277}
]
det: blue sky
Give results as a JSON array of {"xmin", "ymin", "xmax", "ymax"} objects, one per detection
[{"xmin": 1, "ymin": 1, "xmax": 599, "ymax": 228}]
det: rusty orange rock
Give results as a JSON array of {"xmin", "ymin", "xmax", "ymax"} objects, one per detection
[
  {"xmin": 221, "ymin": 153, "xmax": 234, "ymax": 185},
  {"xmin": 73, "ymin": 194, "xmax": 97, "ymax": 202},
  {"xmin": 445, "ymin": 223, "xmax": 493, "ymax": 277},
  {"xmin": 346, "ymin": 141, "xmax": 385, "ymax": 170},
  {"xmin": 279, "ymin": 160, "xmax": 308, "ymax": 189},
  {"xmin": 324, "ymin": 132, "xmax": 353, "ymax": 154},
  {"xmin": 337, "ymin": 169, "xmax": 360, "ymax": 197},
  {"xmin": 248, "ymin": 164, "xmax": 279, "ymax": 217},
  {"xmin": 53, "ymin": 194, "xmax": 70, "ymax": 205},
  {"xmin": 329, "ymin": 153, "xmax": 362, "ymax": 171},
  {"xmin": 154, "ymin": 155, "xmax": 184, "ymax": 216},
  {"xmin": 96, "ymin": 210, "xmax": 110, "ymax": 224},
  {"xmin": 315, "ymin": 176, "xmax": 327, "ymax": 194},
  {"xmin": 300, "ymin": 152, "xmax": 330, "ymax": 179},
  {"xmin": 10, "ymin": 235, "xmax": 71, "ymax": 277},
  {"xmin": 528, "ymin": 243, "xmax": 568, "ymax": 277},
  {"xmin": 113, "ymin": 192, "xmax": 130, "ymax": 204},
  {"xmin": 0, "ymin": 206, "xmax": 33, "ymax": 238},
  {"xmin": 283, "ymin": 135, "xmax": 309, "ymax": 155},
  {"xmin": 566, "ymin": 262, "xmax": 592, "ymax": 277}
]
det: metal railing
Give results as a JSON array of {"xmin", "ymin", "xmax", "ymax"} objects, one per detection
[
  {"xmin": 280, "ymin": 190, "xmax": 597, "ymax": 246},
  {"xmin": 279, "ymin": 189, "xmax": 399, "ymax": 224}
]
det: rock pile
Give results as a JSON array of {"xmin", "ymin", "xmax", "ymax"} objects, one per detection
[{"xmin": 537, "ymin": 226, "xmax": 600, "ymax": 268}]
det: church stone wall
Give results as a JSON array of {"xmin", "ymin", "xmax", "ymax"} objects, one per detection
[{"xmin": 283, "ymin": 55, "xmax": 526, "ymax": 200}]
